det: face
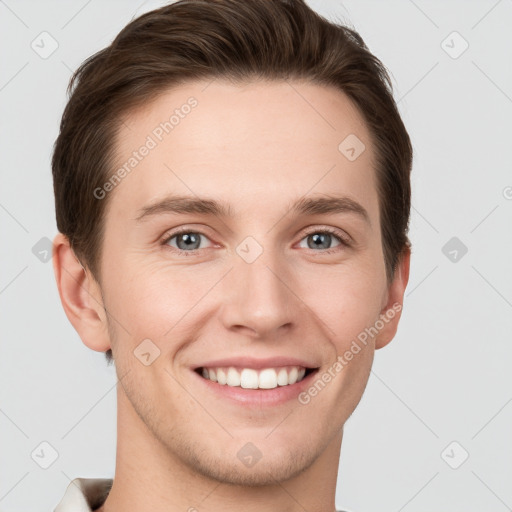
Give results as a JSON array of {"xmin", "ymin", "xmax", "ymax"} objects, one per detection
[{"xmin": 91, "ymin": 79, "xmax": 406, "ymax": 485}]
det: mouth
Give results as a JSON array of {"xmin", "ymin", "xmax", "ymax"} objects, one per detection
[
  {"xmin": 190, "ymin": 356, "xmax": 321, "ymax": 406},
  {"xmin": 194, "ymin": 365, "xmax": 319, "ymax": 390}
]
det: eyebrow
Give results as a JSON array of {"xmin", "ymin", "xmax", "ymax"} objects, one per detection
[
  {"xmin": 289, "ymin": 195, "xmax": 371, "ymax": 226},
  {"xmin": 135, "ymin": 194, "xmax": 371, "ymax": 226}
]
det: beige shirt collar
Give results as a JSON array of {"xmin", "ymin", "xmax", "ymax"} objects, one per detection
[{"xmin": 54, "ymin": 478, "xmax": 112, "ymax": 512}]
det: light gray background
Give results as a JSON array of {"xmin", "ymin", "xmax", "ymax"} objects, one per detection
[{"xmin": 1, "ymin": 0, "xmax": 511, "ymax": 511}]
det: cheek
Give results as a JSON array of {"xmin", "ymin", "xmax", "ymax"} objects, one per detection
[
  {"xmin": 295, "ymin": 267, "xmax": 380, "ymax": 416},
  {"xmin": 103, "ymin": 259, "xmax": 216, "ymax": 342},
  {"xmin": 295, "ymin": 261, "xmax": 386, "ymax": 345}
]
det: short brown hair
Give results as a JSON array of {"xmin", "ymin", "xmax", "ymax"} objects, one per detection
[{"xmin": 52, "ymin": 0, "xmax": 413, "ymax": 364}]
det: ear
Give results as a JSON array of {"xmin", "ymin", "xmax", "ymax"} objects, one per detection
[
  {"xmin": 52, "ymin": 233, "xmax": 111, "ymax": 353},
  {"xmin": 374, "ymin": 245, "xmax": 411, "ymax": 350}
]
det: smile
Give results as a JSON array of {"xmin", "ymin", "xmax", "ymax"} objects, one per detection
[{"xmin": 195, "ymin": 365, "xmax": 317, "ymax": 390}]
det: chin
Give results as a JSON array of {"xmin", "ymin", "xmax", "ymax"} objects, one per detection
[{"xmin": 187, "ymin": 446, "xmax": 316, "ymax": 487}]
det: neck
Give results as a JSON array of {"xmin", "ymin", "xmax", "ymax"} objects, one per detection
[{"xmin": 100, "ymin": 386, "xmax": 342, "ymax": 512}]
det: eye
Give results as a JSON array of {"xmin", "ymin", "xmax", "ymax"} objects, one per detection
[
  {"xmin": 297, "ymin": 228, "xmax": 350, "ymax": 254},
  {"xmin": 160, "ymin": 226, "xmax": 351, "ymax": 257},
  {"xmin": 162, "ymin": 229, "xmax": 213, "ymax": 253}
]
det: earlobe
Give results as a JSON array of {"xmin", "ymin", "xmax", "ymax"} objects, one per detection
[
  {"xmin": 375, "ymin": 246, "xmax": 411, "ymax": 350},
  {"xmin": 52, "ymin": 233, "xmax": 111, "ymax": 353}
]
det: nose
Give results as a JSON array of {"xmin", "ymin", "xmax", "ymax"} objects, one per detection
[{"xmin": 219, "ymin": 247, "xmax": 299, "ymax": 339}]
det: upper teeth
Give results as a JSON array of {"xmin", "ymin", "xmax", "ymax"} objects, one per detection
[{"xmin": 200, "ymin": 366, "xmax": 307, "ymax": 389}]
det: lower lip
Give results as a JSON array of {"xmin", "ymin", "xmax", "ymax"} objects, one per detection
[{"xmin": 191, "ymin": 369, "xmax": 319, "ymax": 407}]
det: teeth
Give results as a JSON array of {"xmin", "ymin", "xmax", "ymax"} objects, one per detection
[
  {"xmin": 227, "ymin": 367, "xmax": 241, "ymax": 387},
  {"xmin": 277, "ymin": 368, "xmax": 288, "ymax": 386},
  {"xmin": 217, "ymin": 368, "xmax": 227, "ymax": 385},
  {"xmin": 258, "ymin": 368, "xmax": 278, "ymax": 389},
  {"xmin": 241, "ymin": 368, "xmax": 259, "ymax": 389},
  {"xmin": 201, "ymin": 365, "xmax": 309, "ymax": 389}
]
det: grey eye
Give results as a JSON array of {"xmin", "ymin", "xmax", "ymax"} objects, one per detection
[
  {"xmin": 168, "ymin": 232, "xmax": 204, "ymax": 251},
  {"xmin": 299, "ymin": 232, "xmax": 342, "ymax": 250}
]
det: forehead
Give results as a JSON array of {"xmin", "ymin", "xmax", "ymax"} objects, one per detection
[{"xmin": 110, "ymin": 79, "xmax": 378, "ymax": 222}]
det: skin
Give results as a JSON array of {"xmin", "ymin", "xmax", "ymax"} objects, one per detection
[{"xmin": 53, "ymin": 79, "xmax": 410, "ymax": 512}]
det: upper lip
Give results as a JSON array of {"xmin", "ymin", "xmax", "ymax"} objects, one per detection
[{"xmin": 194, "ymin": 356, "xmax": 320, "ymax": 370}]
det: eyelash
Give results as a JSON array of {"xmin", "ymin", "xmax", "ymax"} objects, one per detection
[{"xmin": 160, "ymin": 227, "xmax": 351, "ymax": 256}]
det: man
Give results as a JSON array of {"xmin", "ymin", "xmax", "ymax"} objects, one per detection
[{"xmin": 52, "ymin": 0, "xmax": 412, "ymax": 510}]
